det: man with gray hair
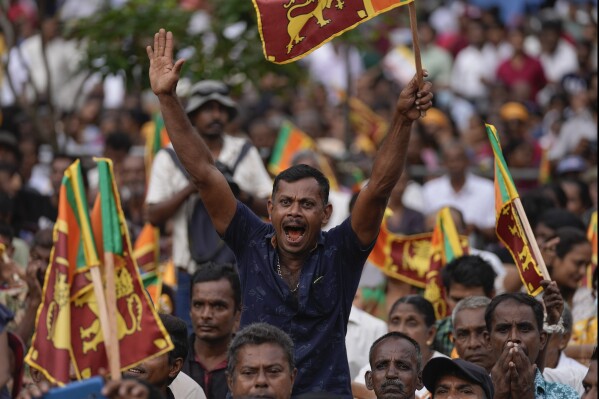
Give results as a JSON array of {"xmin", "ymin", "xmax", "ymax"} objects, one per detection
[
  {"xmin": 451, "ymin": 296, "xmax": 494, "ymax": 373},
  {"xmin": 365, "ymin": 331, "xmax": 423, "ymax": 399},
  {"xmin": 226, "ymin": 323, "xmax": 296, "ymax": 399},
  {"xmin": 542, "ymin": 305, "xmax": 588, "ymax": 395}
]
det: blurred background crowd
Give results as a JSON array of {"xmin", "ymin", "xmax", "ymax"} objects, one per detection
[{"xmin": 0, "ymin": 0, "xmax": 597, "ymax": 396}]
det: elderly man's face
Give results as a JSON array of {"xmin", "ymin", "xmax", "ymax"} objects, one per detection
[
  {"xmin": 227, "ymin": 343, "xmax": 296, "ymax": 399},
  {"xmin": 433, "ymin": 374, "xmax": 487, "ymax": 399},
  {"xmin": 488, "ymin": 299, "xmax": 547, "ymax": 364},
  {"xmin": 453, "ymin": 308, "xmax": 495, "ymax": 372},
  {"xmin": 366, "ymin": 338, "xmax": 422, "ymax": 399}
]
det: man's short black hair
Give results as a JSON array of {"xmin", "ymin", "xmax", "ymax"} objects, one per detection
[
  {"xmin": 159, "ymin": 313, "xmax": 188, "ymax": 364},
  {"xmin": 484, "ymin": 293, "xmax": 544, "ymax": 333},
  {"xmin": 272, "ymin": 164, "xmax": 329, "ymax": 205},
  {"xmin": 441, "ymin": 255, "xmax": 496, "ymax": 297},
  {"xmin": 227, "ymin": 323, "xmax": 294, "ymax": 377},
  {"xmin": 190, "ymin": 262, "xmax": 242, "ymax": 311},
  {"xmin": 105, "ymin": 132, "xmax": 133, "ymax": 154},
  {"xmin": 369, "ymin": 331, "xmax": 422, "ymax": 372}
]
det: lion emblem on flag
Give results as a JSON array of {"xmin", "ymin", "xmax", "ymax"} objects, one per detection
[{"xmin": 284, "ymin": 0, "xmax": 344, "ymax": 54}]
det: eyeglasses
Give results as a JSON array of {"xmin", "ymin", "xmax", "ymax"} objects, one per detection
[{"xmin": 190, "ymin": 81, "xmax": 230, "ymax": 97}]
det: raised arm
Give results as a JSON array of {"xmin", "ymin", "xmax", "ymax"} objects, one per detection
[
  {"xmin": 146, "ymin": 29, "xmax": 236, "ymax": 235},
  {"xmin": 351, "ymin": 73, "xmax": 433, "ymax": 245}
]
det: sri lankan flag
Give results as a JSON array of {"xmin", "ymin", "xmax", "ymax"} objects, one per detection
[
  {"xmin": 424, "ymin": 207, "xmax": 469, "ymax": 319},
  {"xmin": 349, "ymin": 97, "xmax": 388, "ymax": 156},
  {"xmin": 582, "ymin": 211, "xmax": 597, "ymax": 289},
  {"xmin": 25, "ymin": 159, "xmax": 173, "ymax": 385},
  {"xmin": 142, "ymin": 113, "xmax": 171, "ymax": 181},
  {"xmin": 268, "ymin": 120, "xmax": 316, "ymax": 175},
  {"xmin": 253, "ymin": 0, "xmax": 414, "ymax": 64},
  {"xmin": 69, "ymin": 158, "xmax": 173, "ymax": 379},
  {"xmin": 368, "ymin": 209, "xmax": 468, "ymax": 290},
  {"xmin": 487, "ymin": 124, "xmax": 545, "ymax": 296},
  {"xmin": 268, "ymin": 121, "xmax": 339, "ymax": 189},
  {"xmin": 26, "ymin": 160, "xmax": 102, "ymax": 385},
  {"xmin": 368, "ymin": 210, "xmax": 433, "ymax": 288}
]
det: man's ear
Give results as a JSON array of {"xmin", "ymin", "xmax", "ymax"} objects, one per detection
[
  {"xmin": 226, "ymin": 370, "xmax": 234, "ymax": 392},
  {"xmin": 321, "ymin": 203, "xmax": 333, "ymax": 226},
  {"xmin": 365, "ymin": 371, "xmax": 374, "ymax": 390},
  {"xmin": 233, "ymin": 307, "xmax": 241, "ymax": 333},
  {"xmin": 169, "ymin": 358, "xmax": 184, "ymax": 379},
  {"xmin": 416, "ymin": 371, "xmax": 424, "ymax": 391},
  {"xmin": 539, "ymin": 330, "xmax": 548, "ymax": 350},
  {"xmin": 290, "ymin": 368, "xmax": 298, "ymax": 387}
]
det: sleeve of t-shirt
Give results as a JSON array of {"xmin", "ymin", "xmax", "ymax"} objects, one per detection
[
  {"xmin": 223, "ymin": 201, "xmax": 272, "ymax": 267},
  {"xmin": 328, "ymin": 217, "xmax": 377, "ymax": 311},
  {"xmin": 146, "ymin": 149, "xmax": 179, "ymax": 205}
]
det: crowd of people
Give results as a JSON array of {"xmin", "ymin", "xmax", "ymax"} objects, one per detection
[{"xmin": 0, "ymin": 0, "xmax": 597, "ymax": 398}]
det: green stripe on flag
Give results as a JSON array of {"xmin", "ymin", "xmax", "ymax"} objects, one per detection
[
  {"xmin": 269, "ymin": 122, "xmax": 293, "ymax": 168},
  {"xmin": 486, "ymin": 124, "xmax": 519, "ymax": 203},
  {"xmin": 97, "ymin": 160, "xmax": 123, "ymax": 255}
]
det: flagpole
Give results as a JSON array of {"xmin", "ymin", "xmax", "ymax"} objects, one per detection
[
  {"xmin": 408, "ymin": 2, "xmax": 424, "ymax": 88},
  {"xmin": 104, "ymin": 252, "xmax": 122, "ymax": 380},
  {"xmin": 513, "ymin": 198, "xmax": 552, "ymax": 281},
  {"xmin": 89, "ymin": 267, "xmax": 116, "ymax": 374}
]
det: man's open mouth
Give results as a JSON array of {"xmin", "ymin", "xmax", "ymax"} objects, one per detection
[{"xmin": 284, "ymin": 225, "xmax": 306, "ymax": 243}]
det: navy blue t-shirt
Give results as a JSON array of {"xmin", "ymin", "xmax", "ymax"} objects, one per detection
[{"xmin": 224, "ymin": 202, "xmax": 375, "ymax": 398}]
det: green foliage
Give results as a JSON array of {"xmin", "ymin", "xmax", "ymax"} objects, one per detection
[{"xmin": 65, "ymin": 0, "xmax": 305, "ymax": 92}]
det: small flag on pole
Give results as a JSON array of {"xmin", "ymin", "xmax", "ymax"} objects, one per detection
[
  {"xmin": 583, "ymin": 211, "xmax": 597, "ymax": 289},
  {"xmin": 487, "ymin": 124, "xmax": 550, "ymax": 296}
]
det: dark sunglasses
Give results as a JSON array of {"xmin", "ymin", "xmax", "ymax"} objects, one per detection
[{"xmin": 190, "ymin": 82, "xmax": 230, "ymax": 97}]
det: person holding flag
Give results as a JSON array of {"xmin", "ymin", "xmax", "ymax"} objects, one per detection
[{"xmin": 146, "ymin": 28, "xmax": 433, "ymax": 397}]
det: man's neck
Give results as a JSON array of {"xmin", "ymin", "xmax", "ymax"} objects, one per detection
[
  {"xmin": 201, "ymin": 134, "xmax": 225, "ymax": 157},
  {"xmin": 194, "ymin": 335, "xmax": 230, "ymax": 370},
  {"xmin": 449, "ymin": 174, "xmax": 466, "ymax": 192}
]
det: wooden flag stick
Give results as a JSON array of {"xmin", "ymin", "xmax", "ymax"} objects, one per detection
[
  {"xmin": 104, "ymin": 251, "xmax": 122, "ymax": 381},
  {"xmin": 89, "ymin": 266, "xmax": 118, "ymax": 377},
  {"xmin": 408, "ymin": 1, "xmax": 424, "ymax": 88},
  {"xmin": 514, "ymin": 197, "xmax": 552, "ymax": 281}
]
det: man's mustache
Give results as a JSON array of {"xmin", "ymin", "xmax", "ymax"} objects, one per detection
[{"xmin": 381, "ymin": 379, "xmax": 405, "ymax": 391}]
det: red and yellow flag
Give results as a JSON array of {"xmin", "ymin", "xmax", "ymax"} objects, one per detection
[
  {"xmin": 142, "ymin": 113, "xmax": 171, "ymax": 182},
  {"xmin": 424, "ymin": 207, "xmax": 469, "ymax": 319},
  {"xmin": 26, "ymin": 159, "xmax": 174, "ymax": 385},
  {"xmin": 368, "ymin": 209, "xmax": 468, "ymax": 291},
  {"xmin": 253, "ymin": 0, "xmax": 414, "ymax": 64},
  {"xmin": 349, "ymin": 97, "xmax": 388, "ymax": 156},
  {"xmin": 487, "ymin": 124, "xmax": 545, "ymax": 296},
  {"xmin": 582, "ymin": 211, "xmax": 597, "ymax": 289},
  {"xmin": 26, "ymin": 160, "xmax": 100, "ymax": 385}
]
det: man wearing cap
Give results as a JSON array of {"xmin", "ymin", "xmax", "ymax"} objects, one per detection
[
  {"xmin": 422, "ymin": 357, "xmax": 494, "ymax": 399},
  {"xmin": 145, "ymin": 79, "xmax": 272, "ymax": 331}
]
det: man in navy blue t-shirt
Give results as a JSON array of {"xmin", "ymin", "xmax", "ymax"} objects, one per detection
[{"xmin": 147, "ymin": 28, "xmax": 433, "ymax": 398}]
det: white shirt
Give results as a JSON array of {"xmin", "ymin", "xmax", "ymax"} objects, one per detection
[
  {"xmin": 543, "ymin": 353, "xmax": 588, "ymax": 395},
  {"xmin": 323, "ymin": 189, "xmax": 351, "ymax": 231},
  {"xmin": 170, "ymin": 371, "xmax": 207, "ymax": 399},
  {"xmin": 345, "ymin": 306, "xmax": 388, "ymax": 380},
  {"xmin": 450, "ymin": 46, "xmax": 496, "ymax": 99},
  {"xmin": 145, "ymin": 136, "xmax": 272, "ymax": 271},
  {"xmin": 422, "ymin": 173, "xmax": 496, "ymax": 230}
]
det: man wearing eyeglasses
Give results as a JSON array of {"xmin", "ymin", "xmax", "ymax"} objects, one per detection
[{"xmin": 145, "ymin": 78, "xmax": 273, "ymax": 332}]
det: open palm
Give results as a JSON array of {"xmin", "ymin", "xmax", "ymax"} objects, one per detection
[{"xmin": 146, "ymin": 28, "xmax": 185, "ymax": 96}]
